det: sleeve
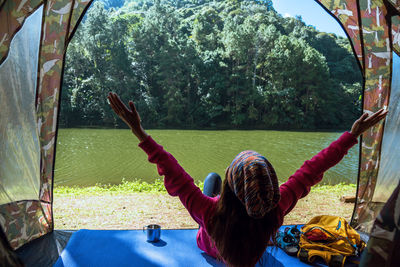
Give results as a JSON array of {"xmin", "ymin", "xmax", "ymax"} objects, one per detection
[
  {"xmin": 278, "ymin": 131, "xmax": 358, "ymax": 216},
  {"xmin": 139, "ymin": 136, "xmax": 214, "ymax": 227}
]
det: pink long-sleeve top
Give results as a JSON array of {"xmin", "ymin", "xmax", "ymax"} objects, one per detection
[{"xmin": 139, "ymin": 131, "xmax": 358, "ymax": 259}]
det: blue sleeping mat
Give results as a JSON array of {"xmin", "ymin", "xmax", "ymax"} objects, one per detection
[{"xmin": 54, "ymin": 227, "xmax": 331, "ymax": 267}]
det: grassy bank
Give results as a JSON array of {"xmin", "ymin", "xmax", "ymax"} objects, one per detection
[
  {"xmin": 54, "ymin": 178, "xmax": 204, "ymax": 195},
  {"xmin": 54, "ymin": 181, "xmax": 356, "ymax": 230}
]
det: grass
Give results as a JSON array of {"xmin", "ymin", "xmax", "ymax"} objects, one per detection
[
  {"xmin": 53, "ymin": 181, "xmax": 356, "ymax": 230},
  {"xmin": 54, "ymin": 178, "xmax": 204, "ymax": 195}
]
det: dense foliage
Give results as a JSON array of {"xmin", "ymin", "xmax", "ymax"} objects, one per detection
[{"xmin": 61, "ymin": 0, "xmax": 362, "ymax": 129}]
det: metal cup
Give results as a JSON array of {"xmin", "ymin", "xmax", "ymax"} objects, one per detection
[{"xmin": 143, "ymin": 224, "xmax": 161, "ymax": 242}]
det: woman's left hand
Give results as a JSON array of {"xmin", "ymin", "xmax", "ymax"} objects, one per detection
[
  {"xmin": 350, "ymin": 109, "xmax": 388, "ymax": 137},
  {"xmin": 107, "ymin": 92, "xmax": 148, "ymax": 141}
]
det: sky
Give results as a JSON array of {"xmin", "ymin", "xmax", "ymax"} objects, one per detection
[{"xmin": 271, "ymin": 0, "xmax": 346, "ymax": 37}]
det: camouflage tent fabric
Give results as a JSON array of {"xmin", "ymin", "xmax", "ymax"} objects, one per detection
[
  {"xmin": 393, "ymin": 16, "xmax": 400, "ymax": 54},
  {"xmin": 0, "ymin": 0, "xmax": 92, "ymax": 249},
  {"xmin": 0, "ymin": 0, "xmax": 42, "ymax": 64},
  {"xmin": 0, "ymin": 0, "xmax": 398, "ymax": 250},
  {"xmin": 388, "ymin": 0, "xmax": 400, "ymax": 12}
]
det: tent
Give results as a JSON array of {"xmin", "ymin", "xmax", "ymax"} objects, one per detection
[{"xmin": 0, "ymin": 0, "xmax": 399, "ymax": 266}]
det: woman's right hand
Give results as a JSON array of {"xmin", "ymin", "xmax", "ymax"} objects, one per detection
[{"xmin": 107, "ymin": 92, "xmax": 148, "ymax": 142}]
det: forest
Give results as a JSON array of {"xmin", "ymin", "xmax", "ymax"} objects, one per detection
[{"xmin": 61, "ymin": 0, "xmax": 363, "ymax": 129}]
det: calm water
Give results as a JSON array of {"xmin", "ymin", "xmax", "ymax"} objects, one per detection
[{"xmin": 54, "ymin": 129, "xmax": 359, "ymax": 186}]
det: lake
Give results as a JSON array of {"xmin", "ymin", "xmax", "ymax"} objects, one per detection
[{"xmin": 54, "ymin": 129, "xmax": 359, "ymax": 186}]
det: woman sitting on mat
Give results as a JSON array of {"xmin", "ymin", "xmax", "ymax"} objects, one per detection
[{"xmin": 107, "ymin": 92, "xmax": 387, "ymax": 267}]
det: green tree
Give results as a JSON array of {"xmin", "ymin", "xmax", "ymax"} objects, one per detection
[{"xmin": 61, "ymin": 0, "xmax": 362, "ymax": 130}]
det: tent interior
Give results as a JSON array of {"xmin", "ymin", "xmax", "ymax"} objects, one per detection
[{"xmin": 0, "ymin": 0, "xmax": 400, "ymax": 266}]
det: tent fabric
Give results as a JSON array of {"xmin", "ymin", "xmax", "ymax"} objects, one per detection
[
  {"xmin": 0, "ymin": 4, "xmax": 42, "ymax": 206},
  {"xmin": 0, "ymin": 4, "xmax": 51, "ymax": 250},
  {"xmin": 393, "ymin": 16, "xmax": 400, "ymax": 55},
  {"xmin": 355, "ymin": 1, "xmax": 393, "ymax": 233},
  {"xmin": 0, "ymin": 201, "xmax": 52, "ymax": 249},
  {"xmin": 0, "ymin": 226, "xmax": 23, "ymax": 267},
  {"xmin": 36, "ymin": 0, "xmax": 78, "ymax": 204},
  {"xmin": 359, "ymin": 181, "xmax": 400, "ymax": 266},
  {"xmin": 0, "ymin": 0, "xmax": 92, "ymax": 250},
  {"xmin": 68, "ymin": 0, "xmax": 93, "ymax": 42},
  {"xmin": 53, "ymin": 228, "xmax": 339, "ymax": 267},
  {"xmin": 0, "ymin": 0, "xmax": 43, "ymax": 65},
  {"xmin": 373, "ymin": 53, "xmax": 400, "ymax": 203},
  {"xmin": 388, "ymin": 0, "xmax": 400, "ymax": 12},
  {"xmin": 317, "ymin": 0, "xmax": 363, "ymax": 68},
  {"xmin": 16, "ymin": 230, "xmax": 74, "ymax": 267}
]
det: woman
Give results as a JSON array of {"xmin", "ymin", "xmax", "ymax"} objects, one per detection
[{"xmin": 107, "ymin": 92, "xmax": 387, "ymax": 267}]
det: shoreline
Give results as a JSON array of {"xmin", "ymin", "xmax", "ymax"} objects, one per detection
[
  {"xmin": 58, "ymin": 126, "xmax": 351, "ymax": 133},
  {"xmin": 54, "ymin": 182, "xmax": 356, "ymax": 230}
]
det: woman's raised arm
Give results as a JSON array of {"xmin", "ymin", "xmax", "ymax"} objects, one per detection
[
  {"xmin": 107, "ymin": 92, "xmax": 214, "ymax": 226},
  {"xmin": 278, "ymin": 109, "xmax": 388, "ymax": 217}
]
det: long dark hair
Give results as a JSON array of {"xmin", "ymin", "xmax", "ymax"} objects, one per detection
[{"xmin": 206, "ymin": 178, "xmax": 279, "ymax": 267}]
